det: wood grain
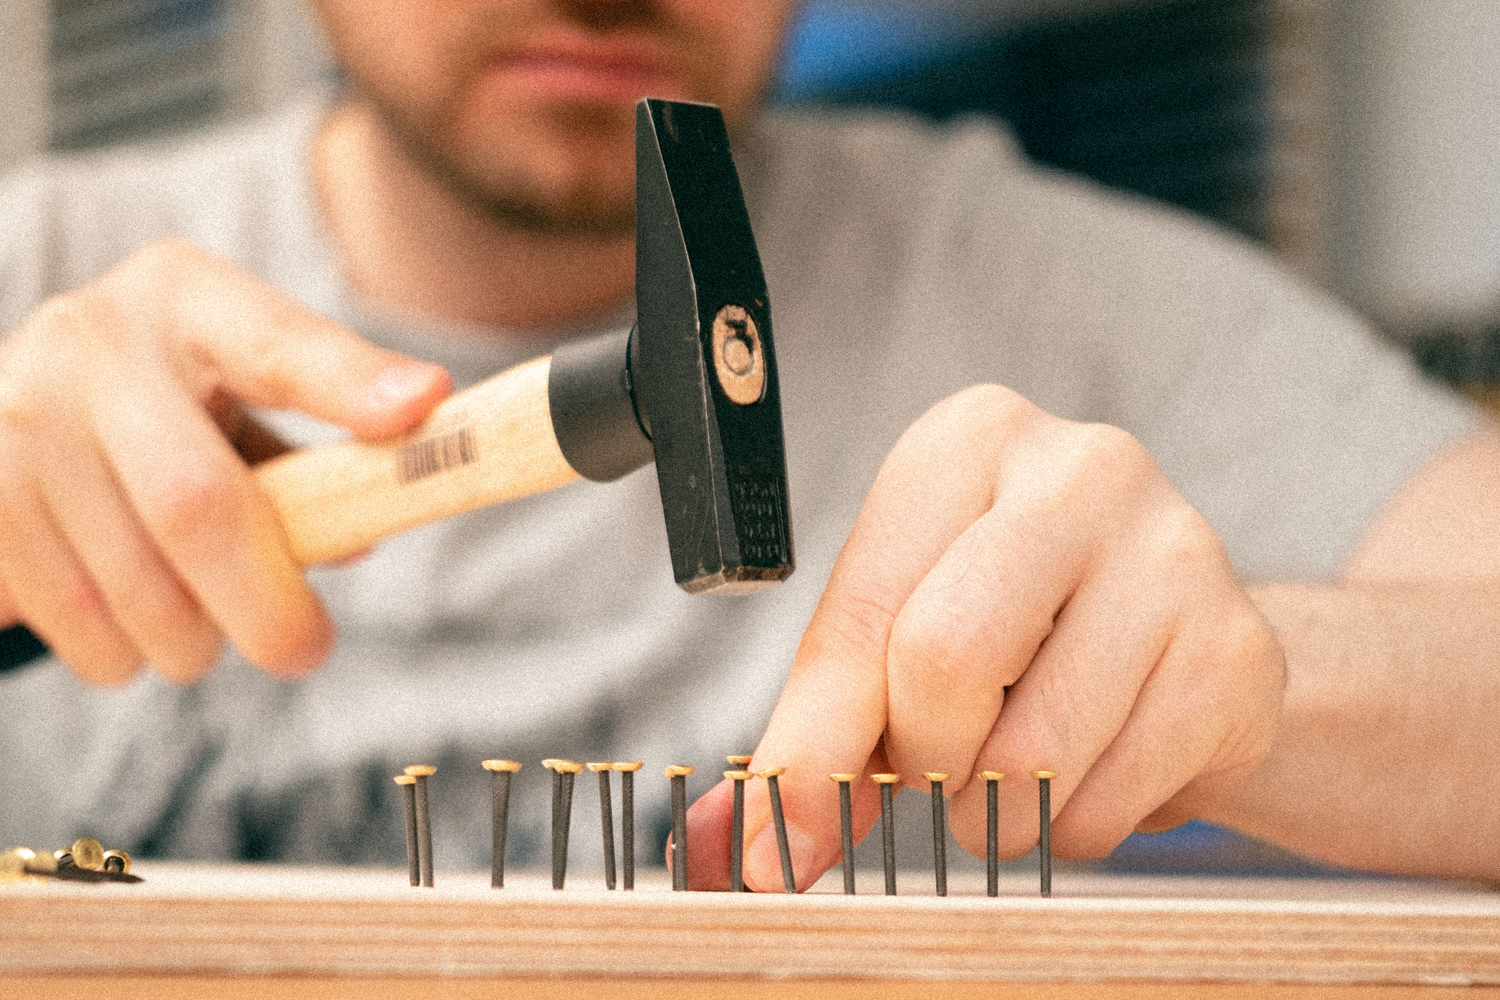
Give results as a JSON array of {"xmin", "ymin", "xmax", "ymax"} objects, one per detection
[
  {"xmin": 255, "ymin": 355, "xmax": 580, "ymax": 565},
  {"xmin": 5, "ymin": 974, "xmax": 1499, "ymax": 1000},
  {"xmin": 2, "ymin": 864, "xmax": 1497, "ymax": 987}
]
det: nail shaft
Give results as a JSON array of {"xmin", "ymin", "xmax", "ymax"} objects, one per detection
[
  {"xmin": 592, "ymin": 765, "xmax": 617, "ymax": 890},
  {"xmin": 482, "ymin": 760, "xmax": 520, "ymax": 888},
  {"xmin": 396, "ymin": 776, "xmax": 418, "ymax": 887},
  {"xmin": 832, "ymin": 775, "xmax": 856, "ymax": 895},
  {"xmin": 668, "ymin": 768, "xmax": 690, "ymax": 891},
  {"xmin": 493, "ymin": 769, "xmax": 511, "ymax": 887},
  {"xmin": 984, "ymin": 773, "xmax": 1001, "ymax": 897},
  {"xmin": 926, "ymin": 774, "xmax": 947, "ymax": 897},
  {"xmin": 873, "ymin": 774, "xmax": 899, "ymax": 896},
  {"xmin": 403, "ymin": 766, "xmax": 437, "ymax": 888},
  {"xmin": 1035, "ymin": 770, "xmax": 1055, "ymax": 898},
  {"xmin": 727, "ymin": 772, "xmax": 748, "ymax": 893},
  {"xmin": 616, "ymin": 763, "xmax": 642, "ymax": 890},
  {"xmin": 548, "ymin": 763, "xmax": 578, "ymax": 890},
  {"xmin": 763, "ymin": 769, "xmax": 796, "ymax": 893}
]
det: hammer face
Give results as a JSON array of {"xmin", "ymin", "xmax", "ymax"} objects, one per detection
[{"xmin": 635, "ymin": 99, "xmax": 794, "ymax": 594}]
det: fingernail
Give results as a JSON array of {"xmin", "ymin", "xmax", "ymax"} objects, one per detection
[
  {"xmin": 748, "ymin": 819, "xmax": 818, "ymax": 892},
  {"xmin": 368, "ymin": 362, "xmax": 442, "ymax": 411}
]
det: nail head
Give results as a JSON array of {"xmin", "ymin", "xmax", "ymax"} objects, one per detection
[
  {"xmin": 482, "ymin": 759, "xmax": 522, "ymax": 773},
  {"xmin": 70, "ymin": 838, "xmax": 105, "ymax": 872}
]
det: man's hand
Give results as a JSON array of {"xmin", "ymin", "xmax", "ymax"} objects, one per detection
[
  {"xmin": 0, "ymin": 238, "xmax": 450, "ymax": 685},
  {"xmin": 686, "ymin": 384, "xmax": 1284, "ymax": 890}
]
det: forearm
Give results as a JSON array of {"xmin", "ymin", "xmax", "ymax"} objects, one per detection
[{"xmin": 1203, "ymin": 582, "xmax": 1500, "ymax": 882}]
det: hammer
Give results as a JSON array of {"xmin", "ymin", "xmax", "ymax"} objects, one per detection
[{"xmin": 255, "ymin": 99, "xmax": 794, "ymax": 594}]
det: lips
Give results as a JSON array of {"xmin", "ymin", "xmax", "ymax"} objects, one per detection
[{"xmin": 485, "ymin": 36, "xmax": 680, "ymax": 103}]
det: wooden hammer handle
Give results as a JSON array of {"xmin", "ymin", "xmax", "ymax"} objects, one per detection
[{"xmin": 254, "ymin": 355, "xmax": 580, "ymax": 565}]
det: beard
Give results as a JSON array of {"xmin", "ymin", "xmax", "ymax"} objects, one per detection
[{"xmin": 365, "ymin": 89, "xmax": 640, "ymax": 238}]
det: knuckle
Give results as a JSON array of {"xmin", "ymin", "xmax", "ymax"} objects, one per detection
[
  {"xmin": 1152, "ymin": 503, "xmax": 1226, "ymax": 575},
  {"xmin": 888, "ymin": 596, "xmax": 991, "ymax": 693},
  {"xmin": 1067, "ymin": 421, "xmax": 1150, "ymax": 480},
  {"xmin": 115, "ymin": 236, "xmax": 201, "ymax": 284},
  {"xmin": 803, "ymin": 589, "xmax": 898, "ymax": 667},
  {"xmin": 146, "ymin": 462, "xmax": 247, "ymax": 549}
]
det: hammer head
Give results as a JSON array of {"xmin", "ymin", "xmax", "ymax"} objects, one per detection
[{"xmin": 633, "ymin": 98, "xmax": 794, "ymax": 594}]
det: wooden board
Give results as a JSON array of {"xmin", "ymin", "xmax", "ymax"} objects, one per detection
[{"xmin": 2, "ymin": 863, "xmax": 1498, "ymax": 987}]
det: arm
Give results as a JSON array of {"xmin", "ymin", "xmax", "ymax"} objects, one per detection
[{"xmin": 1207, "ymin": 429, "xmax": 1500, "ymax": 881}]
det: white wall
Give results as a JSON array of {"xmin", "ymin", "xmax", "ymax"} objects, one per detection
[
  {"xmin": 1328, "ymin": 0, "xmax": 1500, "ymax": 330},
  {"xmin": 226, "ymin": 0, "xmax": 335, "ymax": 118},
  {"xmin": 0, "ymin": 0, "xmax": 49, "ymax": 172}
]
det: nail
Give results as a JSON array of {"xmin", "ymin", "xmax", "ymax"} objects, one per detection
[
  {"xmin": 725, "ymin": 769, "xmax": 754, "ymax": 892},
  {"xmin": 760, "ymin": 767, "xmax": 796, "ymax": 893},
  {"xmin": 872, "ymin": 773, "xmax": 900, "ymax": 896},
  {"xmin": 924, "ymin": 773, "xmax": 948, "ymax": 897},
  {"xmin": 403, "ymin": 765, "xmax": 437, "ymax": 887},
  {"xmin": 394, "ymin": 774, "xmax": 419, "ymax": 886},
  {"xmin": 481, "ymin": 760, "xmax": 521, "ymax": 888},
  {"xmin": 665, "ymin": 765, "xmax": 696, "ymax": 891},
  {"xmin": 588, "ymin": 763, "xmax": 617, "ymax": 890},
  {"xmin": 830, "ymin": 773, "xmax": 858, "ymax": 895},
  {"xmin": 370, "ymin": 361, "xmax": 441, "ymax": 410},
  {"xmin": 614, "ymin": 762, "xmax": 643, "ymax": 889},
  {"xmin": 1034, "ymin": 770, "xmax": 1057, "ymax": 898},
  {"xmin": 543, "ymin": 760, "xmax": 582, "ymax": 890},
  {"xmin": 101, "ymin": 850, "xmax": 132, "ymax": 875},
  {"xmin": 981, "ymin": 771, "xmax": 1004, "ymax": 897}
]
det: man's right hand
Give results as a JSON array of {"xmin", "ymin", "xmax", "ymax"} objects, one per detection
[{"xmin": 0, "ymin": 238, "xmax": 451, "ymax": 685}]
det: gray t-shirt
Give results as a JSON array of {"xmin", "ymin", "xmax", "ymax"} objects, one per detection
[{"xmin": 0, "ymin": 99, "xmax": 1476, "ymax": 866}]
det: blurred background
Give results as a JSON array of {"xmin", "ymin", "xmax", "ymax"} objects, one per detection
[
  {"xmin": 4, "ymin": 0, "xmax": 1500, "ymax": 376},
  {"xmin": 1, "ymin": 0, "xmax": 1498, "ymax": 875}
]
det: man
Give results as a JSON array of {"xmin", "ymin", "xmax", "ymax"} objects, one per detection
[{"xmin": 1, "ymin": 1, "xmax": 1497, "ymax": 890}]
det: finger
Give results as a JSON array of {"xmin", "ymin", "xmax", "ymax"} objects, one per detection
[
  {"xmin": 948, "ymin": 505, "xmax": 1220, "ymax": 859},
  {"xmin": 683, "ymin": 779, "xmax": 734, "ymax": 890},
  {"xmin": 742, "ymin": 387, "xmax": 1030, "ymax": 890},
  {"xmin": 106, "ymin": 240, "xmax": 451, "ymax": 439},
  {"xmin": 0, "ymin": 576, "xmax": 19, "ymax": 628},
  {"xmin": 1046, "ymin": 609, "xmax": 1274, "ymax": 858},
  {"xmin": 0, "ymin": 477, "xmax": 142, "ymax": 684},
  {"xmin": 882, "ymin": 487, "xmax": 1094, "ymax": 785},
  {"xmin": 91, "ymin": 365, "xmax": 333, "ymax": 677},
  {"xmin": 38, "ymin": 433, "xmax": 222, "ymax": 683}
]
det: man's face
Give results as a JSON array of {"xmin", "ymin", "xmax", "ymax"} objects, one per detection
[{"xmin": 314, "ymin": 0, "xmax": 798, "ymax": 234}]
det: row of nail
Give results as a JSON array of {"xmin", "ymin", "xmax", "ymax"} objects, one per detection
[
  {"xmin": 1, "ymin": 837, "xmax": 140, "ymax": 886},
  {"xmin": 837, "ymin": 769, "xmax": 1057, "ymax": 898},
  {"xmin": 396, "ymin": 759, "xmax": 1059, "ymax": 898}
]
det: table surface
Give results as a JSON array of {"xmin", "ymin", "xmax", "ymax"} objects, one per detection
[{"xmin": 4, "ymin": 863, "xmax": 1499, "ymax": 997}]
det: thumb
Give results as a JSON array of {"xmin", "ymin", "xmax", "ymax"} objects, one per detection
[{"xmin": 732, "ymin": 744, "xmax": 892, "ymax": 893}]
